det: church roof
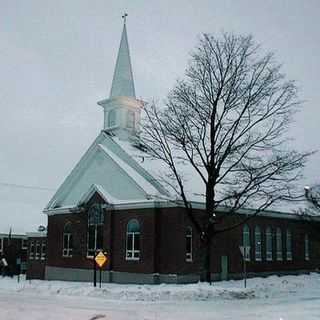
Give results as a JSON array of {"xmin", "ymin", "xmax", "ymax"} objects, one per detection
[
  {"xmin": 109, "ymin": 22, "xmax": 135, "ymax": 98},
  {"xmin": 44, "ymin": 131, "xmax": 171, "ymax": 213}
]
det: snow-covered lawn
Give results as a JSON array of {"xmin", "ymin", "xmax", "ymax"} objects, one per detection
[{"xmin": 0, "ymin": 273, "xmax": 319, "ymax": 319}]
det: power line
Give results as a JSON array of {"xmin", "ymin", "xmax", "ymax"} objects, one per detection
[{"xmin": 0, "ymin": 182, "xmax": 55, "ymax": 191}]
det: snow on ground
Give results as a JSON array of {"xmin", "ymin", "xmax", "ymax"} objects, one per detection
[{"xmin": 0, "ymin": 273, "xmax": 320, "ymax": 319}]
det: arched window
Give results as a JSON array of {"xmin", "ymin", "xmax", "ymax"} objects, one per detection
[
  {"xmin": 276, "ymin": 228, "xmax": 283, "ymax": 261},
  {"xmin": 255, "ymin": 226, "xmax": 262, "ymax": 261},
  {"xmin": 108, "ymin": 109, "xmax": 116, "ymax": 127},
  {"xmin": 126, "ymin": 219, "xmax": 140, "ymax": 260},
  {"xmin": 305, "ymin": 234, "xmax": 310, "ymax": 261},
  {"xmin": 266, "ymin": 227, "xmax": 273, "ymax": 261},
  {"xmin": 63, "ymin": 222, "xmax": 73, "ymax": 257},
  {"xmin": 186, "ymin": 226, "xmax": 193, "ymax": 262},
  {"xmin": 87, "ymin": 204, "xmax": 104, "ymax": 257},
  {"xmin": 242, "ymin": 224, "xmax": 250, "ymax": 261},
  {"xmin": 286, "ymin": 229, "xmax": 292, "ymax": 261}
]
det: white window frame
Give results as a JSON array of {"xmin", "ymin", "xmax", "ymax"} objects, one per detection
[
  {"xmin": 126, "ymin": 219, "xmax": 140, "ymax": 261},
  {"xmin": 276, "ymin": 228, "xmax": 283, "ymax": 261},
  {"xmin": 255, "ymin": 226, "xmax": 262, "ymax": 261},
  {"xmin": 21, "ymin": 239, "xmax": 28, "ymax": 250},
  {"xmin": 186, "ymin": 226, "xmax": 193, "ymax": 262},
  {"xmin": 266, "ymin": 227, "xmax": 273, "ymax": 261},
  {"xmin": 242, "ymin": 224, "xmax": 251, "ymax": 261},
  {"xmin": 87, "ymin": 205, "xmax": 104, "ymax": 258},
  {"xmin": 305, "ymin": 234, "xmax": 310, "ymax": 261},
  {"xmin": 286, "ymin": 229, "xmax": 292, "ymax": 261},
  {"xmin": 62, "ymin": 223, "xmax": 73, "ymax": 257},
  {"xmin": 41, "ymin": 242, "xmax": 46, "ymax": 260}
]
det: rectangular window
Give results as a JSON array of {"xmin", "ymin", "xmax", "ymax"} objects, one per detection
[
  {"xmin": 286, "ymin": 230, "xmax": 292, "ymax": 261},
  {"xmin": 276, "ymin": 228, "xmax": 283, "ymax": 261},
  {"xmin": 29, "ymin": 241, "xmax": 35, "ymax": 259},
  {"xmin": 41, "ymin": 242, "xmax": 46, "ymax": 260},
  {"xmin": 126, "ymin": 232, "xmax": 140, "ymax": 260},
  {"xmin": 305, "ymin": 234, "xmax": 310, "ymax": 261},
  {"xmin": 63, "ymin": 234, "xmax": 73, "ymax": 257},
  {"xmin": 266, "ymin": 228, "xmax": 273, "ymax": 261},
  {"xmin": 87, "ymin": 226, "xmax": 103, "ymax": 257},
  {"xmin": 21, "ymin": 239, "xmax": 28, "ymax": 250},
  {"xmin": 0, "ymin": 238, "xmax": 3, "ymax": 253},
  {"xmin": 186, "ymin": 227, "xmax": 193, "ymax": 262},
  {"xmin": 35, "ymin": 241, "xmax": 40, "ymax": 260},
  {"xmin": 255, "ymin": 227, "xmax": 262, "ymax": 261}
]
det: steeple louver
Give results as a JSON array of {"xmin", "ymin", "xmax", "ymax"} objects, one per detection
[{"xmin": 110, "ymin": 22, "xmax": 136, "ymax": 98}]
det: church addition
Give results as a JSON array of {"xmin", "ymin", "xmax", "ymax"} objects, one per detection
[{"xmin": 27, "ymin": 18, "xmax": 320, "ymax": 283}]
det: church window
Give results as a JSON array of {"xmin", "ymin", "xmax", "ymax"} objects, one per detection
[
  {"xmin": 276, "ymin": 228, "xmax": 283, "ymax": 261},
  {"xmin": 41, "ymin": 242, "xmax": 46, "ymax": 260},
  {"xmin": 29, "ymin": 241, "xmax": 35, "ymax": 259},
  {"xmin": 186, "ymin": 226, "xmax": 193, "ymax": 262},
  {"xmin": 127, "ymin": 111, "xmax": 135, "ymax": 129},
  {"xmin": 108, "ymin": 110, "xmax": 116, "ymax": 127},
  {"xmin": 305, "ymin": 234, "xmax": 310, "ymax": 261},
  {"xmin": 255, "ymin": 226, "xmax": 262, "ymax": 261},
  {"xmin": 242, "ymin": 224, "xmax": 250, "ymax": 261},
  {"xmin": 286, "ymin": 229, "xmax": 292, "ymax": 261},
  {"xmin": 126, "ymin": 219, "xmax": 140, "ymax": 260},
  {"xmin": 63, "ymin": 223, "xmax": 73, "ymax": 257},
  {"xmin": 266, "ymin": 227, "xmax": 273, "ymax": 261},
  {"xmin": 87, "ymin": 204, "xmax": 104, "ymax": 257}
]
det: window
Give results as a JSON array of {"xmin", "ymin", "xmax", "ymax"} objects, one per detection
[
  {"xmin": 186, "ymin": 226, "xmax": 193, "ymax": 262},
  {"xmin": 35, "ymin": 241, "xmax": 41, "ymax": 260},
  {"xmin": 29, "ymin": 241, "xmax": 35, "ymax": 259},
  {"xmin": 276, "ymin": 228, "xmax": 283, "ymax": 261},
  {"xmin": 266, "ymin": 227, "xmax": 273, "ymax": 261},
  {"xmin": 305, "ymin": 234, "xmax": 310, "ymax": 261},
  {"xmin": 21, "ymin": 239, "xmax": 28, "ymax": 250},
  {"xmin": 126, "ymin": 219, "xmax": 140, "ymax": 260},
  {"xmin": 108, "ymin": 110, "xmax": 116, "ymax": 127},
  {"xmin": 63, "ymin": 223, "xmax": 73, "ymax": 257},
  {"xmin": 0, "ymin": 238, "xmax": 3, "ymax": 253},
  {"xmin": 41, "ymin": 242, "xmax": 46, "ymax": 260},
  {"xmin": 255, "ymin": 226, "xmax": 262, "ymax": 261},
  {"xmin": 87, "ymin": 204, "xmax": 104, "ymax": 257},
  {"xmin": 242, "ymin": 224, "xmax": 251, "ymax": 261},
  {"xmin": 286, "ymin": 229, "xmax": 292, "ymax": 261},
  {"xmin": 127, "ymin": 111, "xmax": 135, "ymax": 129}
]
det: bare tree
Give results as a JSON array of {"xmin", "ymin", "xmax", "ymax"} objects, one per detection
[{"xmin": 141, "ymin": 33, "xmax": 312, "ymax": 282}]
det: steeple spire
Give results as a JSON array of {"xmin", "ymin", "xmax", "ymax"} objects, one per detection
[{"xmin": 109, "ymin": 14, "xmax": 136, "ymax": 98}]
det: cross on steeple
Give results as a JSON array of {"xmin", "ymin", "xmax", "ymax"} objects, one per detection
[{"xmin": 122, "ymin": 13, "xmax": 128, "ymax": 25}]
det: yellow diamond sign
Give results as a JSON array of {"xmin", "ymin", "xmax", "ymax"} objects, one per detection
[{"xmin": 95, "ymin": 251, "xmax": 107, "ymax": 268}]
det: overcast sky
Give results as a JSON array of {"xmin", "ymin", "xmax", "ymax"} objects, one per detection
[{"xmin": 0, "ymin": 0, "xmax": 319, "ymax": 232}]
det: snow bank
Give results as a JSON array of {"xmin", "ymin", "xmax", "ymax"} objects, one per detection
[{"xmin": 1, "ymin": 273, "xmax": 319, "ymax": 302}]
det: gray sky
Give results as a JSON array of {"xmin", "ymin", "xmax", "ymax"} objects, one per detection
[{"xmin": 0, "ymin": 0, "xmax": 319, "ymax": 232}]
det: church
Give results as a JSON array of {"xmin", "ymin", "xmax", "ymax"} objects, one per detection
[{"xmin": 26, "ymin": 19, "xmax": 320, "ymax": 284}]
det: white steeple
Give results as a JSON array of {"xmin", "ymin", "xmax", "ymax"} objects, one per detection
[
  {"xmin": 110, "ymin": 15, "xmax": 135, "ymax": 98},
  {"xmin": 98, "ymin": 14, "xmax": 143, "ymax": 140}
]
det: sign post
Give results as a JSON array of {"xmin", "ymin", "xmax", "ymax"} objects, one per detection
[
  {"xmin": 239, "ymin": 246, "xmax": 250, "ymax": 288},
  {"xmin": 94, "ymin": 251, "xmax": 108, "ymax": 288}
]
